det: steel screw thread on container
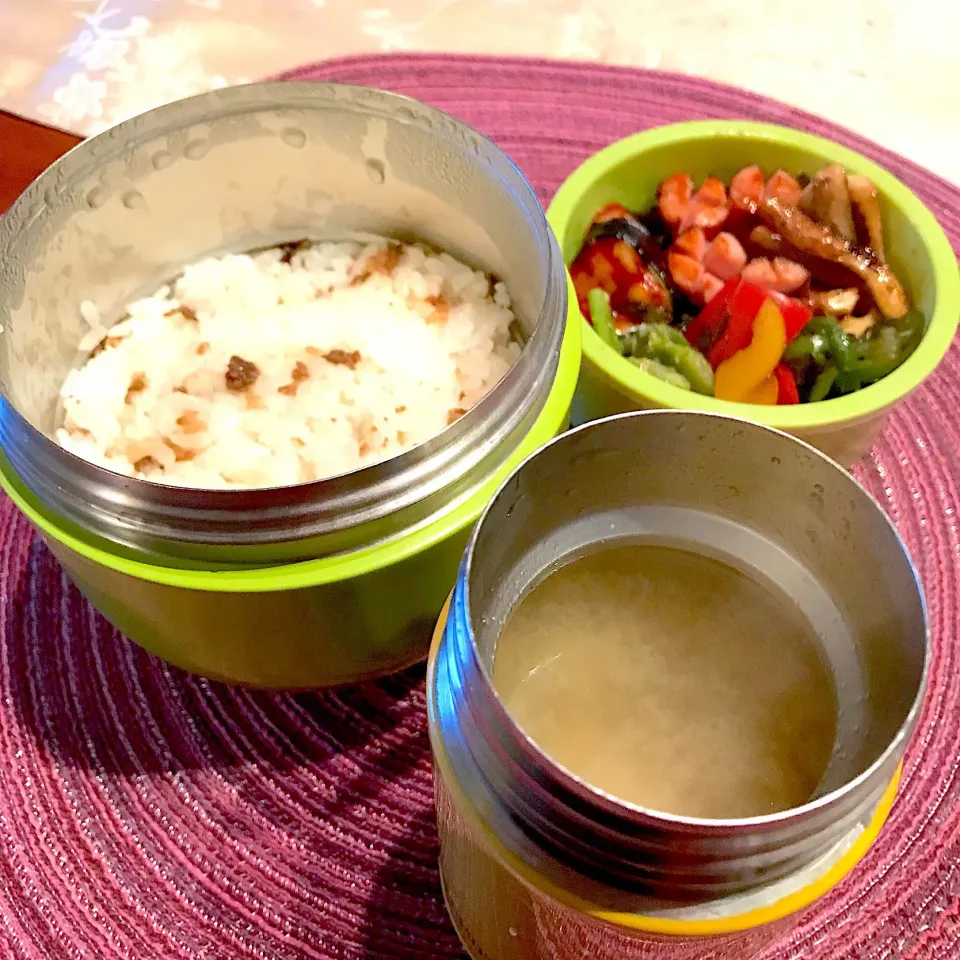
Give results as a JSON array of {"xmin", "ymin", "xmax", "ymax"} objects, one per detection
[
  {"xmin": 428, "ymin": 411, "xmax": 928, "ymax": 959},
  {"xmin": 0, "ymin": 81, "xmax": 567, "ymax": 567}
]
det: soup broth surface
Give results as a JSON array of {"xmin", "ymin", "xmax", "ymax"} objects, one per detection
[{"xmin": 492, "ymin": 544, "xmax": 838, "ymax": 818}]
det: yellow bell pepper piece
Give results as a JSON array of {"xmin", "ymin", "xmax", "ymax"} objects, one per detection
[
  {"xmin": 714, "ymin": 297, "xmax": 787, "ymax": 403},
  {"xmin": 743, "ymin": 374, "xmax": 779, "ymax": 405}
]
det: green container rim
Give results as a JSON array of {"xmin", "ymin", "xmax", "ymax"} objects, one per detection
[
  {"xmin": 0, "ymin": 282, "xmax": 581, "ymax": 592},
  {"xmin": 547, "ymin": 120, "xmax": 960, "ymax": 429}
]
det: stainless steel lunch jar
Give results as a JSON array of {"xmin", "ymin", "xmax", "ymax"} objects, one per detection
[
  {"xmin": 428, "ymin": 411, "xmax": 927, "ymax": 958},
  {"xmin": 0, "ymin": 82, "xmax": 580, "ymax": 686}
]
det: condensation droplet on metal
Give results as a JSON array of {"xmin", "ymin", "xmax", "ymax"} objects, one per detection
[
  {"xmin": 280, "ymin": 127, "xmax": 306, "ymax": 149},
  {"xmin": 86, "ymin": 186, "xmax": 108, "ymax": 209},
  {"xmin": 184, "ymin": 140, "xmax": 210, "ymax": 160},
  {"xmin": 122, "ymin": 190, "xmax": 145, "ymax": 210},
  {"xmin": 365, "ymin": 159, "xmax": 386, "ymax": 185}
]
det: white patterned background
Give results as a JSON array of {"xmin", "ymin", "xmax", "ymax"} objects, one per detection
[{"xmin": 1, "ymin": 0, "xmax": 958, "ymax": 184}]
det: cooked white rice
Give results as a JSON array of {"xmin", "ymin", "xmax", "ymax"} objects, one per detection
[{"xmin": 56, "ymin": 239, "xmax": 521, "ymax": 488}]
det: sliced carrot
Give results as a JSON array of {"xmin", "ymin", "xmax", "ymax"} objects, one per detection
[
  {"xmin": 771, "ymin": 257, "xmax": 810, "ymax": 294},
  {"xmin": 668, "ymin": 251, "xmax": 705, "ymax": 299},
  {"xmin": 703, "ymin": 232, "xmax": 747, "ymax": 281},
  {"xmin": 740, "ymin": 257, "xmax": 780, "ymax": 289},
  {"xmin": 592, "ymin": 202, "xmax": 632, "ymax": 225},
  {"xmin": 701, "ymin": 273, "xmax": 726, "ymax": 303},
  {"xmin": 764, "ymin": 170, "xmax": 802, "ymax": 205},
  {"xmin": 674, "ymin": 226, "xmax": 707, "ymax": 260},
  {"xmin": 658, "ymin": 173, "xmax": 693, "ymax": 227},
  {"xmin": 730, "ymin": 165, "xmax": 765, "ymax": 211}
]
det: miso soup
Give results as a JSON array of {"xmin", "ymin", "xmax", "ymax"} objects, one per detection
[{"xmin": 492, "ymin": 543, "xmax": 838, "ymax": 819}]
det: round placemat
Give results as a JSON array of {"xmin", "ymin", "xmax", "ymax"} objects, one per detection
[{"xmin": 1, "ymin": 55, "xmax": 958, "ymax": 960}]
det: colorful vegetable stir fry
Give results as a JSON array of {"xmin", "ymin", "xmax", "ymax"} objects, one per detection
[{"xmin": 572, "ymin": 164, "xmax": 923, "ymax": 403}]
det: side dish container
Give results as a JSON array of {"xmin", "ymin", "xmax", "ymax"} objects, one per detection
[{"xmin": 547, "ymin": 121, "xmax": 960, "ymax": 466}]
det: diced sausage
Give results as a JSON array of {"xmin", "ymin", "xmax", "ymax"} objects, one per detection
[
  {"xmin": 741, "ymin": 256, "xmax": 809, "ymax": 294},
  {"xmin": 678, "ymin": 177, "xmax": 730, "ymax": 234},
  {"xmin": 668, "ymin": 251, "xmax": 706, "ymax": 299},
  {"xmin": 703, "ymin": 232, "xmax": 747, "ymax": 280},
  {"xmin": 764, "ymin": 170, "xmax": 802, "ymax": 206},
  {"xmin": 701, "ymin": 273, "xmax": 726, "ymax": 303},
  {"xmin": 674, "ymin": 227, "xmax": 707, "ymax": 261},
  {"xmin": 730, "ymin": 165, "xmax": 765, "ymax": 212},
  {"xmin": 658, "ymin": 173, "xmax": 694, "ymax": 227}
]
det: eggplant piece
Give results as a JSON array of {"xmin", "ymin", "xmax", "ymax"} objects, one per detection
[
  {"xmin": 571, "ymin": 232, "xmax": 673, "ymax": 322},
  {"xmin": 749, "ymin": 225, "xmax": 782, "ymax": 253},
  {"xmin": 636, "ymin": 209, "xmax": 676, "ymax": 249},
  {"xmin": 586, "ymin": 215, "xmax": 667, "ymax": 269}
]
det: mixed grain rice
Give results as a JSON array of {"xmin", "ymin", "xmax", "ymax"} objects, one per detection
[{"xmin": 56, "ymin": 239, "xmax": 520, "ymax": 488}]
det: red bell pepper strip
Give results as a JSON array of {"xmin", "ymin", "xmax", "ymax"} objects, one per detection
[
  {"xmin": 707, "ymin": 280, "xmax": 768, "ymax": 368},
  {"xmin": 769, "ymin": 291, "xmax": 812, "ymax": 342},
  {"xmin": 774, "ymin": 363, "xmax": 800, "ymax": 404},
  {"xmin": 684, "ymin": 276, "xmax": 738, "ymax": 355},
  {"xmin": 714, "ymin": 298, "xmax": 787, "ymax": 403},
  {"xmin": 707, "ymin": 283, "xmax": 812, "ymax": 369}
]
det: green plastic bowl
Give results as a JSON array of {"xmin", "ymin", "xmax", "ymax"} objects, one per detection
[
  {"xmin": 0, "ymin": 304, "xmax": 579, "ymax": 688},
  {"xmin": 547, "ymin": 121, "xmax": 960, "ymax": 466}
]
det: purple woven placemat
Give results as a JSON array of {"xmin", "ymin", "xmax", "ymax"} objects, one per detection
[{"xmin": 1, "ymin": 55, "xmax": 958, "ymax": 960}]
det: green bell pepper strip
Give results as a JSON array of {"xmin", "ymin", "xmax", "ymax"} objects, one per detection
[
  {"xmin": 808, "ymin": 367, "xmax": 838, "ymax": 402},
  {"xmin": 587, "ymin": 287, "xmax": 621, "ymax": 353},
  {"xmin": 620, "ymin": 322, "xmax": 714, "ymax": 395},
  {"xmin": 808, "ymin": 317, "xmax": 856, "ymax": 372},
  {"xmin": 790, "ymin": 310, "xmax": 926, "ymax": 397},
  {"xmin": 630, "ymin": 357, "xmax": 691, "ymax": 391},
  {"xmin": 671, "ymin": 345, "xmax": 715, "ymax": 396},
  {"xmin": 784, "ymin": 331, "xmax": 830, "ymax": 366}
]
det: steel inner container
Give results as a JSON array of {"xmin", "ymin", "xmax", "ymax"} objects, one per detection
[
  {"xmin": 0, "ymin": 81, "xmax": 570, "ymax": 568},
  {"xmin": 428, "ymin": 410, "xmax": 927, "ymax": 957}
]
